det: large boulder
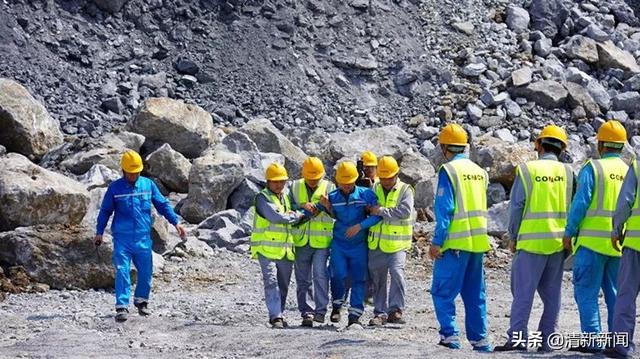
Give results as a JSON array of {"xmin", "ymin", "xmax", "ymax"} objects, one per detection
[
  {"xmin": 93, "ymin": 0, "xmax": 128, "ymax": 13},
  {"xmin": 399, "ymin": 151, "xmax": 436, "ymax": 210},
  {"xmin": 220, "ymin": 131, "xmax": 285, "ymax": 183},
  {"xmin": 61, "ymin": 147, "xmax": 122, "ymax": 175},
  {"xmin": 77, "ymin": 164, "xmax": 120, "ymax": 191},
  {"xmin": 596, "ymin": 41, "xmax": 640, "ymax": 74},
  {"xmin": 197, "ymin": 210, "xmax": 252, "ymax": 253},
  {"xmin": 179, "ymin": 150, "xmax": 244, "ymax": 224},
  {"xmin": 565, "ymin": 82, "xmax": 601, "ymax": 118},
  {"xmin": 528, "ymin": 0, "xmax": 570, "ymax": 39},
  {"xmin": 510, "ymin": 80, "xmax": 568, "ymax": 109},
  {"xmin": 228, "ymin": 179, "xmax": 262, "ymax": 212},
  {"xmin": 0, "ymin": 153, "xmax": 90, "ymax": 231},
  {"xmin": 128, "ymin": 98, "xmax": 216, "ymax": 158},
  {"xmin": 506, "ymin": 5, "xmax": 530, "ymax": 33},
  {"xmin": 0, "ymin": 79, "xmax": 63, "ymax": 160},
  {"xmin": 487, "ymin": 201, "xmax": 509, "ymax": 236},
  {"xmin": 0, "ymin": 225, "xmax": 114, "ymax": 289},
  {"xmin": 240, "ymin": 119, "xmax": 307, "ymax": 177},
  {"xmin": 612, "ymin": 92, "xmax": 640, "ymax": 114},
  {"xmin": 328, "ymin": 125, "xmax": 411, "ymax": 163},
  {"xmin": 563, "ymin": 35, "xmax": 599, "ymax": 63},
  {"xmin": 145, "ymin": 143, "xmax": 191, "ymax": 193},
  {"xmin": 471, "ymin": 136, "xmax": 536, "ymax": 187}
]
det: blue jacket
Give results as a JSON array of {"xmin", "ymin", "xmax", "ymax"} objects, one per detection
[
  {"xmin": 564, "ymin": 153, "xmax": 621, "ymax": 238},
  {"xmin": 613, "ymin": 165, "xmax": 637, "ymax": 237},
  {"xmin": 96, "ymin": 176, "xmax": 179, "ymax": 237},
  {"xmin": 432, "ymin": 154, "xmax": 466, "ymax": 247},
  {"xmin": 326, "ymin": 186, "xmax": 381, "ymax": 251}
]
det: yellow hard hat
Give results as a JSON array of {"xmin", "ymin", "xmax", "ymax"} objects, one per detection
[
  {"xmin": 121, "ymin": 150, "xmax": 144, "ymax": 173},
  {"xmin": 335, "ymin": 161, "xmax": 359, "ymax": 184},
  {"xmin": 377, "ymin": 156, "xmax": 400, "ymax": 179},
  {"xmin": 596, "ymin": 120, "xmax": 627, "ymax": 144},
  {"xmin": 361, "ymin": 151, "xmax": 378, "ymax": 166},
  {"xmin": 302, "ymin": 157, "xmax": 325, "ymax": 180},
  {"xmin": 265, "ymin": 163, "xmax": 289, "ymax": 181},
  {"xmin": 438, "ymin": 123, "xmax": 468, "ymax": 146},
  {"xmin": 537, "ymin": 125, "xmax": 568, "ymax": 148}
]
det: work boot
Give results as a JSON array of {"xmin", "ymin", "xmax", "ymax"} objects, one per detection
[
  {"xmin": 472, "ymin": 339, "xmax": 493, "ymax": 352},
  {"xmin": 387, "ymin": 310, "xmax": 405, "ymax": 324},
  {"xmin": 115, "ymin": 308, "xmax": 128, "ymax": 323},
  {"xmin": 134, "ymin": 302, "xmax": 151, "ymax": 316},
  {"xmin": 270, "ymin": 318, "xmax": 285, "ymax": 329},
  {"xmin": 438, "ymin": 336, "xmax": 461, "ymax": 350},
  {"xmin": 313, "ymin": 313, "xmax": 325, "ymax": 324},
  {"xmin": 368, "ymin": 315, "xmax": 387, "ymax": 327},
  {"xmin": 301, "ymin": 314, "xmax": 313, "ymax": 327},
  {"xmin": 347, "ymin": 316, "xmax": 362, "ymax": 328},
  {"xmin": 330, "ymin": 308, "xmax": 341, "ymax": 323},
  {"xmin": 494, "ymin": 342, "xmax": 527, "ymax": 352}
]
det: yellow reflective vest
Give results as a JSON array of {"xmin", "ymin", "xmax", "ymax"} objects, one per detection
[
  {"xmin": 368, "ymin": 180, "xmax": 415, "ymax": 253},
  {"xmin": 250, "ymin": 188, "xmax": 295, "ymax": 261},
  {"xmin": 575, "ymin": 157, "xmax": 628, "ymax": 257},
  {"xmin": 440, "ymin": 158, "xmax": 490, "ymax": 253},
  {"xmin": 290, "ymin": 179, "xmax": 335, "ymax": 249},
  {"xmin": 516, "ymin": 160, "xmax": 573, "ymax": 255}
]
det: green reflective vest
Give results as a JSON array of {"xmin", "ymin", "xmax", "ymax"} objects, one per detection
[
  {"xmin": 250, "ymin": 188, "xmax": 295, "ymax": 261},
  {"xmin": 575, "ymin": 157, "xmax": 628, "ymax": 257},
  {"xmin": 440, "ymin": 158, "xmax": 490, "ymax": 253},
  {"xmin": 516, "ymin": 160, "xmax": 573, "ymax": 255},
  {"xmin": 621, "ymin": 160, "xmax": 640, "ymax": 252},
  {"xmin": 290, "ymin": 179, "xmax": 335, "ymax": 249},
  {"xmin": 368, "ymin": 181, "xmax": 415, "ymax": 253}
]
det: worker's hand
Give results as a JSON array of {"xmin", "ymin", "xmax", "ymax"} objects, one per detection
[
  {"xmin": 175, "ymin": 224, "xmax": 187, "ymax": 241},
  {"xmin": 612, "ymin": 235, "xmax": 622, "ymax": 252},
  {"xmin": 346, "ymin": 224, "xmax": 361, "ymax": 238},
  {"xmin": 509, "ymin": 240, "xmax": 517, "ymax": 254},
  {"xmin": 367, "ymin": 205, "xmax": 381, "ymax": 216},
  {"xmin": 562, "ymin": 236, "xmax": 573, "ymax": 252},
  {"xmin": 93, "ymin": 235, "xmax": 103, "ymax": 246},
  {"xmin": 302, "ymin": 202, "xmax": 318, "ymax": 215},
  {"xmin": 428, "ymin": 244, "xmax": 442, "ymax": 260},
  {"xmin": 319, "ymin": 194, "xmax": 331, "ymax": 211}
]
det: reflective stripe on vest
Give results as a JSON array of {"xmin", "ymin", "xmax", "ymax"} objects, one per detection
[
  {"xmin": 576, "ymin": 157, "xmax": 628, "ymax": 257},
  {"xmin": 622, "ymin": 160, "xmax": 640, "ymax": 252},
  {"xmin": 368, "ymin": 181, "xmax": 415, "ymax": 253},
  {"xmin": 439, "ymin": 159, "xmax": 490, "ymax": 253},
  {"xmin": 516, "ymin": 160, "xmax": 573, "ymax": 255},
  {"xmin": 290, "ymin": 179, "xmax": 335, "ymax": 248},
  {"xmin": 250, "ymin": 188, "xmax": 295, "ymax": 260}
]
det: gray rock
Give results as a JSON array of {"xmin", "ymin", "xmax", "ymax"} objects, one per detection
[
  {"xmin": 606, "ymin": 110, "xmax": 629, "ymax": 123},
  {"xmin": 398, "ymin": 151, "xmax": 435, "ymax": 187},
  {"xmin": 612, "ymin": 92, "xmax": 640, "ymax": 114},
  {"xmin": 414, "ymin": 179, "xmax": 436, "ymax": 209},
  {"xmin": 487, "ymin": 201, "xmax": 509, "ymax": 236},
  {"xmin": 145, "ymin": 143, "xmax": 192, "ymax": 193},
  {"xmin": 494, "ymin": 129, "xmax": 516, "ymax": 143},
  {"xmin": 179, "ymin": 150, "xmax": 244, "ymax": 224},
  {"xmin": 462, "ymin": 63, "xmax": 487, "ymax": 77},
  {"xmin": 93, "ymin": 0, "xmax": 128, "ymax": 13},
  {"xmin": 624, "ymin": 74, "xmax": 640, "ymax": 91},
  {"xmin": 0, "ymin": 225, "xmax": 115, "ymax": 289},
  {"xmin": 328, "ymin": 125, "xmax": 411, "ymax": 164},
  {"xmin": 61, "ymin": 147, "xmax": 122, "ymax": 175},
  {"xmin": 77, "ymin": 164, "xmax": 120, "ymax": 191},
  {"xmin": 0, "ymin": 153, "xmax": 90, "ymax": 231},
  {"xmin": 452, "ymin": 22, "xmax": 474, "ymax": 35},
  {"xmin": 563, "ymin": 35, "xmax": 599, "ymax": 63},
  {"xmin": 0, "ymin": 145, "xmax": 5, "ymax": 156},
  {"xmin": 565, "ymin": 67, "xmax": 592, "ymax": 84},
  {"xmin": 584, "ymin": 24, "xmax": 610, "ymax": 42},
  {"xmin": 480, "ymin": 89, "xmax": 496, "ymax": 106},
  {"xmin": 228, "ymin": 179, "xmax": 262, "ymax": 212},
  {"xmin": 420, "ymin": 140, "xmax": 436, "ymax": 157},
  {"xmin": 174, "ymin": 58, "xmax": 199, "ymax": 75},
  {"xmin": 150, "ymin": 214, "xmax": 182, "ymax": 254},
  {"xmin": 487, "ymin": 183, "xmax": 507, "ymax": 207},
  {"xmin": 565, "ymin": 82, "xmax": 601, "ymax": 118},
  {"xmin": 504, "ymin": 99, "xmax": 523, "ymax": 118},
  {"xmin": 128, "ymin": 97, "xmax": 216, "ymax": 158},
  {"xmin": 112, "ymin": 131, "xmax": 146, "ymax": 152},
  {"xmin": 529, "ymin": 0, "xmax": 570, "ymax": 38},
  {"xmin": 220, "ymin": 130, "xmax": 285, "ymax": 183},
  {"xmin": 415, "ymin": 123, "xmax": 439, "ymax": 140},
  {"xmin": 506, "ymin": 5, "xmax": 530, "ymax": 33},
  {"xmin": 534, "ymin": 38, "xmax": 553, "ymax": 57},
  {"xmin": 349, "ymin": 0, "xmax": 369, "ymax": 10},
  {"xmin": 510, "ymin": 80, "xmax": 568, "ymax": 109},
  {"xmin": 511, "ymin": 67, "xmax": 533, "ymax": 86},
  {"xmin": 240, "ymin": 119, "xmax": 307, "ymax": 178},
  {"xmin": 596, "ymin": 41, "xmax": 640, "ymax": 74},
  {"xmin": 472, "ymin": 135, "xmax": 537, "ymax": 187},
  {"xmin": 0, "ymin": 79, "xmax": 64, "ymax": 160},
  {"xmin": 466, "ymin": 103, "xmax": 483, "ymax": 121},
  {"xmin": 586, "ymin": 79, "xmax": 611, "ymax": 110}
]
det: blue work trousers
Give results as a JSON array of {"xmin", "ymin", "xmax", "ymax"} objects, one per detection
[
  {"xmin": 113, "ymin": 234, "xmax": 153, "ymax": 309},
  {"xmin": 330, "ymin": 245, "xmax": 367, "ymax": 319}
]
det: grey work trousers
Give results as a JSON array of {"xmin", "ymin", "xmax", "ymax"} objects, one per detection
[
  {"xmin": 258, "ymin": 254, "xmax": 293, "ymax": 321},
  {"xmin": 294, "ymin": 244, "xmax": 330, "ymax": 317},
  {"xmin": 368, "ymin": 248, "xmax": 407, "ymax": 316}
]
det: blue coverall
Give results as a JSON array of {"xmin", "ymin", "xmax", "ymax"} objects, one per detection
[
  {"xmin": 431, "ymin": 154, "xmax": 490, "ymax": 350},
  {"xmin": 325, "ymin": 186, "xmax": 380, "ymax": 320},
  {"xmin": 97, "ymin": 176, "xmax": 179, "ymax": 309},
  {"xmin": 564, "ymin": 153, "xmax": 621, "ymax": 340}
]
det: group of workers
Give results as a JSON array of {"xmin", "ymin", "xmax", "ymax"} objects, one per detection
[{"xmin": 93, "ymin": 119, "xmax": 640, "ymax": 357}]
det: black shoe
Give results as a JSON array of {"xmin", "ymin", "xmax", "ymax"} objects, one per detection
[
  {"xmin": 330, "ymin": 308, "xmax": 341, "ymax": 323},
  {"xmin": 387, "ymin": 310, "xmax": 405, "ymax": 324},
  {"xmin": 270, "ymin": 318, "xmax": 285, "ymax": 329},
  {"xmin": 301, "ymin": 314, "xmax": 313, "ymax": 327},
  {"xmin": 134, "ymin": 302, "xmax": 151, "ymax": 316},
  {"xmin": 313, "ymin": 313, "xmax": 325, "ymax": 323},
  {"xmin": 115, "ymin": 308, "xmax": 128, "ymax": 322},
  {"xmin": 493, "ymin": 342, "xmax": 527, "ymax": 352},
  {"xmin": 347, "ymin": 316, "xmax": 362, "ymax": 328},
  {"xmin": 603, "ymin": 348, "xmax": 628, "ymax": 358}
]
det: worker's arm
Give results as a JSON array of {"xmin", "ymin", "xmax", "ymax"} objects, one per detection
[
  {"xmin": 357, "ymin": 188, "xmax": 381, "ymax": 229},
  {"xmin": 377, "ymin": 186, "xmax": 414, "ymax": 220},
  {"xmin": 613, "ymin": 166, "xmax": 637, "ymax": 237},
  {"xmin": 150, "ymin": 181, "xmax": 179, "ymax": 226},
  {"xmin": 564, "ymin": 163, "xmax": 595, "ymax": 238},
  {"xmin": 96, "ymin": 184, "xmax": 115, "ymax": 236},
  {"xmin": 432, "ymin": 170, "xmax": 455, "ymax": 247},
  {"xmin": 256, "ymin": 193, "xmax": 305, "ymax": 225},
  {"xmin": 508, "ymin": 172, "xmax": 526, "ymax": 242}
]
